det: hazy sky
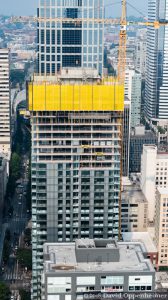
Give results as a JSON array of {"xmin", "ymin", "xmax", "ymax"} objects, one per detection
[{"xmin": 0, "ymin": 0, "xmax": 147, "ymax": 17}]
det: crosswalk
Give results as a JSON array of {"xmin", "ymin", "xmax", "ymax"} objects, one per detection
[{"xmin": 4, "ymin": 271, "xmax": 23, "ymax": 281}]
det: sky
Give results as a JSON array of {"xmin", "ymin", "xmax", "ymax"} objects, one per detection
[{"xmin": 0, "ymin": 0, "xmax": 147, "ymax": 17}]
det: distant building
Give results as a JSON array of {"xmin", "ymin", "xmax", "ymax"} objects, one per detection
[
  {"xmin": 0, "ymin": 49, "xmax": 11, "ymax": 172},
  {"xmin": 42, "ymin": 239, "xmax": 155, "ymax": 300},
  {"xmin": 135, "ymin": 29, "xmax": 146, "ymax": 77},
  {"xmin": 155, "ymin": 188, "xmax": 168, "ymax": 268},
  {"xmin": 123, "ymin": 232, "xmax": 158, "ymax": 268},
  {"xmin": 123, "ymin": 100, "xmax": 131, "ymax": 176},
  {"xmin": 141, "ymin": 145, "xmax": 168, "ymax": 222},
  {"xmin": 0, "ymin": 157, "xmax": 7, "ymax": 228},
  {"xmin": 125, "ymin": 69, "xmax": 142, "ymax": 129},
  {"xmin": 121, "ymin": 177, "xmax": 148, "ymax": 232},
  {"xmin": 129, "ymin": 126, "xmax": 157, "ymax": 173},
  {"xmin": 130, "ymin": 71, "xmax": 141, "ymax": 128}
]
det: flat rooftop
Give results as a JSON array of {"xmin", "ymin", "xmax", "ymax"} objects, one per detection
[
  {"xmin": 122, "ymin": 232, "xmax": 157, "ymax": 253},
  {"xmin": 43, "ymin": 239, "xmax": 154, "ymax": 274},
  {"xmin": 122, "ymin": 184, "xmax": 147, "ymax": 204},
  {"xmin": 157, "ymin": 153, "xmax": 168, "ymax": 159},
  {"xmin": 157, "ymin": 187, "xmax": 168, "ymax": 195}
]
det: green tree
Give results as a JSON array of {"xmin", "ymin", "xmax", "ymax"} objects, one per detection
[
  {"xmin": 0, "ymin": 282, "xmax": 10, "ymax": 300},
  {"xmin": 24, "ymin": 228, "xmax": 31, "ymax": 245},
  {"xmin": 10, "ymin": 69, "xmax": 25, "ymax": 89},
  {"xmin": 16, "ymin": 249, "xmax": 32, "ymax": 271},
  {"xmin": 157, "ymin": 126, "xmax": 166, "ymax": 134},
  {"xmin": 19, "ymin": 290, "xmax": 31, "ymax": 300},
  {"xmin": 10, "ymin": 152, "xmax": 21, "ymax": 180}
]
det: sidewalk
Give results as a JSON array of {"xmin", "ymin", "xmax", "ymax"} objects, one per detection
[{"xmin": 0, "ymin": 223, "xmax": 8, "ymax": 264}]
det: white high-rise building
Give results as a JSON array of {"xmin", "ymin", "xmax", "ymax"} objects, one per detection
[
  {"xmin": 0, "ymin": 49, "xmax": 11, "ymax": 171},
  {"xmin": 141, "ymin": 145, "xmax": 168, "ymax": 222},
  {"xmin": 141, "ymin": 145, "xmax": 157, "ymax": 222},
  {"xmin": 125, "ymin": 69, "xmax": 141, "ymax": 128},
  {"xmin": 145, "ymin": 0, "xmax": 168, "ymax": 121}
]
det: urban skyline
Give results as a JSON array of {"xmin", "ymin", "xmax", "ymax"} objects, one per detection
[
  {"xmin": 0, "ymin": 0, "xmax": 168, "ymax": 299},
  {"xmin": 0, "ymin": 0, "xmax": 147, "ymax": 17}
]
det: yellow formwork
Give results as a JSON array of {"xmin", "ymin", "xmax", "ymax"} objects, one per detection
[{"xmin": 28, "ymin": 82, "xmax": 124, "ymax": 111}]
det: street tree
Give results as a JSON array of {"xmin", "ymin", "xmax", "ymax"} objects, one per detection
[
  {"xmin": 0, "ymin": 282, "xmax": 11, "ymax": 300},
  {"xmin": 19, "ymin": 290, "xmax": 31, "ymax": 300},
  {"xmin": 16, "ymin": 249, "xmax": 32, "ymax": 271}
]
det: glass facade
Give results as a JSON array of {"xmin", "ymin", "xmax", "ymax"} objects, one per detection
[
  {"xmin": 37, "ymin": 0, "xmax": 104, "ymax": 75},
  {"xmin": 145, "ymin": 0, "xmax": 168, "ymax": 120}
]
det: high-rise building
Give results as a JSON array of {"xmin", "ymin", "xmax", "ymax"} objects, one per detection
[
  {"xmin": 141, "ymin": 145, "xmax": 168, "ymax": 222},
  {"xmin": 37, "ymin": 0, "xmax": 104, "ymax": 75},
  {"xmin": 135, "ymin": 29, "xmax": 146, "ymax": 77},
  {"xmin": 129, "ymin": 125, "xmax": 157, "ymax": 173},
  {"xmin": 122, "ymin": 100, "xmax": 131, "ymax": 177},
  {"xmin": 0, "ymin": 49, "xmax": 11, "ymax": 170},
  {"xmin": 155, "ymin": 187, "xmax": 168, "ymax": 268},
  {"xmin": 145, "ymin": 0, "xmax": 168, "ymax": 121},
  {"xmin": 29, "ymin": 69, "xmax": 124, "ymax": 299},
  {"xmin": 125, "ymin": 69, "xmax": 141, "ymax": 129}
]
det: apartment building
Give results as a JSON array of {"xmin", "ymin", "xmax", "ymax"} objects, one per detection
[
  {"xmin": 155, "ymin": 188, "xmax": 168, "ymax": 268},
  {"xmin": 29, "ymin": 68, "xmax": 124, "ymax": 299},
  {"xmin": 42, "ymin": 239, "xmax": 155, "ymax": 300},
  {"xmin": 0, "ymin": 49, "xmax": 11, "ymax": 170}
]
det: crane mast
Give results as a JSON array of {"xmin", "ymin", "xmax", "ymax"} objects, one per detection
[{"xmin": 118, "ymin": 0, "xmax": 127, "ymax": 84}]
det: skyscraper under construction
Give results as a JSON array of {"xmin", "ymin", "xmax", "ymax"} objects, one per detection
[
  {"xmin": 30, "ymin": 1, "xmax": 124, "ymax": 299},
  {"xmin": 29, "ymin": 70, "xmax": 124, "ymax": 300}
]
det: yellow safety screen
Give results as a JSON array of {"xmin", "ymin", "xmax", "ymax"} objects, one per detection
[{"xmin": 28, "ymin": 83, "xmax": 124, "ymax": 111}]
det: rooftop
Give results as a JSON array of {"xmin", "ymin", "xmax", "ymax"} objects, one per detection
[
  {"xmin": 43, "ymin": 239, "xmax": 154, "ymax": 274},
  {"xmin": 157, "ymin": 153, "xmax": 168, "ymax": 159},
  {"xmin": 122, "ymin": 180, "xmax": 147, "ymax": 204},
  {"xmin": 157, "ymin": 187, "xmax": 168, "ymax": 195},
  {"xmin": 122, "ymin": 232, "xmax": 157, "ymax": 253}
]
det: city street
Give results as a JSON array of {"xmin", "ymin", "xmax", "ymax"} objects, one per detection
[{"xmin": 2, "ymin": 151, "xmax": 30, "ymax": 286}]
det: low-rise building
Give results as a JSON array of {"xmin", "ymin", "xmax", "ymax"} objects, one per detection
[
  {"xmin": 121, "ymin": 177, "xmax": 148, "ymax": 232},
  {"xmin": 42, "ymin": 239, "xmax": 155, "ymax": 300}
]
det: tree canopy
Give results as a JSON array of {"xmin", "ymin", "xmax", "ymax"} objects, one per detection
[{"xmin": 0, "ymin": 282, "xmax": 10, "ymax": 300}]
